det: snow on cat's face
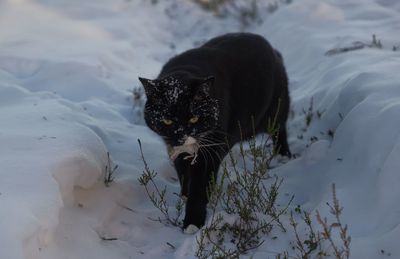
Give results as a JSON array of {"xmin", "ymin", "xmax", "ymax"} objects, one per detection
[{"xmin": 139, "ymin": 76, "xmax": 219, "ymax": 147}]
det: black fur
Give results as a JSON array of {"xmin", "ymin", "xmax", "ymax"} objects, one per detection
[{"xmin": 139, "ymin": 32, "xmax": 290, "ymax": 229}]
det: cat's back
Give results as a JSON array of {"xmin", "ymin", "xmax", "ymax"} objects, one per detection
[
  {"xmin": 202, "ymin": 32, "xmax": 274, "ymax": 56},
  {"xmin": 200, "ymin": 32, "xmax": 280, "ymax": 82},
  {"xmin": 160, "ymin": 33, "xmax": 280, "ymax": 81}
]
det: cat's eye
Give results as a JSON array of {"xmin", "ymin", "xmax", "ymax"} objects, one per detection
[
  {"xmin": 162, "ymin": 119, "xmax": 173, "ymax": 125},
  {"xmin": 189, "ymin": 116, "xmax": 199, "ymax": 124}
]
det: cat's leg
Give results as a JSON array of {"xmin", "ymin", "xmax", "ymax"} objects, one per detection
[
  {"xmin": 274, "ymin": 124, "xmax": 291, "ymax": 157},
  {"xmin": 183, "ymin": 149, "xmax": 222, "ymax": 230},
  {"xmin": 183, "ymin": 164, "xmax": 209, "ymax": 230},
  {"xmin": 174, "ymin": 156, "xmax": 191, "ymax": 198}
]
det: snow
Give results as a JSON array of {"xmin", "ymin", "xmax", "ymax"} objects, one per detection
[{"xmin": 1, "ymin": 0, "xmax": 400, "ymax": 258}]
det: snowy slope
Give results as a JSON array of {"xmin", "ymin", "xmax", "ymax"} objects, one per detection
[
  {"xmin": 261, "ymin": 0, "xmax": 400, "ymax": 258},
  {"xmin": 0, "ymin": 0, "xmax": 400, "ymax": 258}
]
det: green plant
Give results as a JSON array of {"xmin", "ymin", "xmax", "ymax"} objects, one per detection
[
  {"xmin": 132, "ymin": 86, "xmax": 145, "ymax": 124},
  {"xmin": 303, "ymin": 97, "xmax": 314, "ymax": 128},
  {"xmin": 192, "ymin": 0, "xmax": 233, "ymax": 13},
  {"xmin": 137, "ymin": 124, "xmax": 350, "ymax": 259},
  {"xmin": 195, "ymin": 126, "xmax": 293, "ymax": 258},
  {"xmin": 288, "ymin": 211, "xmax": 321, "ymax": 258},
  {"xmin": 104, "ymin": 152, "xmax": 118, "ymax": 187},
  {"xmin": 278, "ymin": 184, "xmax": 351, "ymax": 259},
  {"xmin": 316, "ymin": 184, "xmax": 351, "ymax": 259},
  {"xmin": 192, "ymin": 0, "xmax": 294, "ymax": 27},
  {"xmin": 138, "ymin": 139, "xmax": 184, "ymax": 227},
  {"xmin": 268, "ymin": 0, "xmax": 293, "ymax": 13},
  {"xmin": 137, "ymin": 119, "xmax": 293, "ymax": 257},
  {"xmin": 326, "ymin": 34, "xmax": 385, "ymax": 56}
]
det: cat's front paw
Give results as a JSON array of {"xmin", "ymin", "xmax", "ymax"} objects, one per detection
[
  {"xmin": 183, "ymin": 224, "xmax": 200, "ymax": 234},
  {"xmin": 183, "ymin": 207, "xmax": 206, "ymax": 230}
]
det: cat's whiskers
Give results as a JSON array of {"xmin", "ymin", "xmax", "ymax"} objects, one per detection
[
  {"xmin": 197, "ymin": 139, "xmax": 225, "ymax": 167},
  {"xmin": 199, "ymin": 129, "xmax": 235, "ymax": 141},
  {"xmin": 198, "ymin": 144, "xmax": 217, "ymax": 169},
  {"xmin": 197, "ymin": 135, "xmax": 228, "ymax": 156},
  {"xmin": 198, "ymin": 143, "xmax": 226, "ymax": 147},
  {"xmin": 198, "ymin": 148, "xmax": 209, "ymax": 169},
  {"xmin": 200, "ymin": 143, "xmax": 226, "ymax": 159},
  {"xmin": 197, "ymin": 139, "xmax": 217, "ymax": 165}
]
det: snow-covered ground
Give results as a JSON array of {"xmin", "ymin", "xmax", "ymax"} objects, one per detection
[{"xmin": 1, "ymin": 0, "xmax": 400, "ymax": 258}]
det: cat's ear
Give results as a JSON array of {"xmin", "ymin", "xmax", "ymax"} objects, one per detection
[
  {"xmin": 197, "ymin": 76, "xmax": 215, "ymax": 95},
  {"xmin": 139, "ymin": 77, "xmax": 157, "ymax": 98},
  {"xmin": 202, "ymin": 76, "xmax": 215, "ymax": 87}
]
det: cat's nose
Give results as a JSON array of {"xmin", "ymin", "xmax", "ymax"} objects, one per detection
[
  {"xmin": 179, "ymin": 135, "xmax": 197, "ymax": 145},
  {"xmin": 184, "ymin": 136, "xmax": 197, "ymax": 145}
]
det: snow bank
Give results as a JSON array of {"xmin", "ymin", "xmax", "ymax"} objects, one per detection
[
  {"xmin": 0, "ymin": 83, "xmax": 108, "ymax": 258},
  {"xmin": 259, "ymin": 0, "xmax": 400, "ymax": 257}
]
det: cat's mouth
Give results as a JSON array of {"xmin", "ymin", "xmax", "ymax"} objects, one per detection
[{"xmin": 168, "ymin": 136, "xmax": 200, "ymax": 165}]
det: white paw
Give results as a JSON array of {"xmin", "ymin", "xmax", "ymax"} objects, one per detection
[{"xmin": 183, "ymin": 224, "xmax": 199, "ymax": 234}]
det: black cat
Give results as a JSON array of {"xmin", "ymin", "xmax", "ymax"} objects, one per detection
[{"xmin": 139, "ymin": 32, "xmax": 290, "ymax": 231}]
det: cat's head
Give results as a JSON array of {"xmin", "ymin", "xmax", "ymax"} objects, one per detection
[{"xmin": 139, "ymin": 75, "xmax": 219, "ymax": 147}]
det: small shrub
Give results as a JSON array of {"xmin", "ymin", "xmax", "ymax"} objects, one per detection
[
  {"xmin": 327, "ymin": 129, "xmax": 334, "ymax": 138},
  {"xmin": 104, "ymin": 152, "xmax": 118, "ymax": 187},
  {"xmin": 137, "ymin": 129, "xmax": 351, "ymax": 259},
  {"xmin": 138, "ymin": 123, "xmax": 293, "ymax": 257},
  {"xmin": 316, "ymin": 184, "xmax": 351, "ymax": 259},
  {"xmin": 192, "ymin": 0, "xmax": 293, "ymax": 27},
  {"xmin": 278, "ymin": 184, "xmax": 351, "ymax": 259},
  {"xmin": 326, "ymin": 34, "xmax": 385, "ymax": 56},
  {"xmin": 303, "ymin": 97, "xmax": 314, "ymax": 128},
  {"xmin": 195, "ymin": 127, "xmax": 293, "ymax": 258},
  {"xmin": 138, "ymin": 139, "xmax": 184, "ymax": 227},
  {"xmin": 132, "ymin": 86, "xmax": 145, "ymax": 124},
  {"xmin": 268, "ymin": 0, "xmax": 293, "ymax": 13}
]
